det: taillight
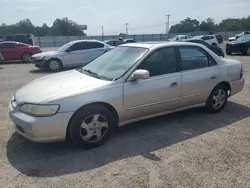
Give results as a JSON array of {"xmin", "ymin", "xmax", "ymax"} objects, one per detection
[{"xmin": 240, "ymin": 65, "xmax": 244, "ymax": 79}]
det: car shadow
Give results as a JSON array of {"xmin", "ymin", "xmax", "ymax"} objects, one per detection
[{"xmin": 6, "ymin": 101, "xmax": 250, "ymax": 177}]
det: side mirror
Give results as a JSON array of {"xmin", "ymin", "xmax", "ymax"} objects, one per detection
[{"xmin": 129, "ymin": 69, "xmax": 149, "ymax": 81}]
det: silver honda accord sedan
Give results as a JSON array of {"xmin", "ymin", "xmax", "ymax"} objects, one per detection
[{"xmin": 9, "ymin": 42, "xmax": 244, "ymax": 148}]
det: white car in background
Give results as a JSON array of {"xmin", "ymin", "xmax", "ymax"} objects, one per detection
[
  {"xmin": 192, "ymin": 35, "xmax": 218, "ymax": 45},
  {"xmin": 32, "ymin": 40, "xmax": 113, "ymax": 71},
  {"xmin": 169, "ymin": 35, "xmax": 190, "ymax": 41}
]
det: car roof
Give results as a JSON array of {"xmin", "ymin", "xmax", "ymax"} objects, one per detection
[
  {"xmin": 121, "ymin": 41, "xmax": 206, "ymax": 49},
  {"xmin": 71, "ymin": 40, "xmax": 106, "ymax": 44},
  {"xmin": 0, "ymin": 41, "xmax": 18, "ymax": 44},
  {"xmin": 0, "ymin": 41, "xmax": 29, "ymax": 45}
]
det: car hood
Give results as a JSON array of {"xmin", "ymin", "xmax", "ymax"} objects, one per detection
[
  {"xmin": 32, "ymin": 51, "xmax": 59, "ymax": 57},
  {"xmin": 228, "ymin": 40, "xmax": 245, "ymax": 45},
  {"xmin": 14, "ymin": 70, "xmax": 111, "ymax": 104}
]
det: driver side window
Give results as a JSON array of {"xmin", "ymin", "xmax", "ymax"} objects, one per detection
[
  {"xmin": 137, "ymin": 47, "xmax": 178, "ymax": 77},
  {"xmin": 70, "ymin": 42, "xmax": 86, "ymax": 51}
]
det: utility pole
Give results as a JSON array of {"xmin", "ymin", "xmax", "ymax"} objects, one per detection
[
  {"xmin": 125, "ymin": 23, "xmax": 129, "ymax": 35},
  {"xmin": 101, "ymin": 26, "xmax": 104, "ymax": 36},
  {"xmin": 166, "ymin": 14, "xmax": 171, "ymax": 34}
]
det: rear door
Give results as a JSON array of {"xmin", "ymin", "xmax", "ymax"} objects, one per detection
[
  {"xmin": 0, "ymin": 43, "xmax": 19, "ymax": 61},
  {"xmin": 84, "ymin": 42, "xmax": 106, "ymax": 63},
  {"xmin": 178, "ymin": 46, "xmax": 219, "ymax": 107}
]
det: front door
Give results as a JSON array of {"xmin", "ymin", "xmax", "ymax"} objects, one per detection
[
  {"xmin": 63, "ymin": 42, "xmax": 87, "ymax": 67},
  {"xmin": 178, "ymin": 46, "xmax": 219, "ymax": 107},
  {"xmin": 123, "ymin": 47, "xmax": 181, "ymax": 120}
]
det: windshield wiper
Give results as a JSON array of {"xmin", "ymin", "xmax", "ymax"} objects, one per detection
[{"xmin": 82, "ymin": 69, "xmax": 100, "ymax": 79}]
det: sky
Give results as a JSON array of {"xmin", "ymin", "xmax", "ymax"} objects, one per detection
[{"xmin": 1, "ymin": 0, "xmax": 250, "ymax": 35}]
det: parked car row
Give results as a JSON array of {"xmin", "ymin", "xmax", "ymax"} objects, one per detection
[{"xmin": 9, "ymin": 41, "xmax": 245, "ymax": 148}]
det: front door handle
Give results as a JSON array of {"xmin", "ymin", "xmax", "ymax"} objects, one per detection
[
  {"xmin": 170, "ymin": 82, "xmax": 178, "ymax": 87},
  {"xmin": 211, "ymin": 75, "xmax": 217, "ymax": 79}
]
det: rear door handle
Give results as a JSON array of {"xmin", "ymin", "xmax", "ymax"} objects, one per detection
[
  {"xmin": 211, "ymin": 75, "xmax": 217, "ymax": 79},
  {"xmin": 170, "ymin": 82, "xmax": 178, "ymax": 87}
]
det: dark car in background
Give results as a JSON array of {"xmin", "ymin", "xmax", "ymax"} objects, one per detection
[
  {"xmin": 214, "ymin": 34, "xmax": 223, "ymax": 44},
  {"xmin": 0, "ymin": 41, "xmax": 41, "ymax": 62},
  {"xmin": 123, "ymin": 39, "xmax": 137, "ymax": 43},
  {"xmin": 226, "ymin": 34, "xmax": 250, "ymax": 55},
  {"xmin": 228, "ymin": 31, "xmax": 250, "ymax": 42},
  {"xmin": 104, "ymin": 39, "xmax": 124, "ymax": 46},
  {"xmin": 182, "ymin": 39, "xmax": 225, "ymax": 57}
]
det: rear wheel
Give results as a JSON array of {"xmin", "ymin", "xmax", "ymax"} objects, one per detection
[
  {"xmin": 206, "ymin": 84, "xmax": 228, "ymax": 113},
  {"xmin": 226, "ymin": 50, "xmax": 232, "ymax": 55},
  {"xmin": 46, "ymin": 59, "xmax": 62, "ymax": 71},
  {"xmin": 68, "ymin": 104, "xmax": 116, "ymax": 149},
  {"xmin": 22, "ymin": 52, "xmax": 32, "ymax": 62}
]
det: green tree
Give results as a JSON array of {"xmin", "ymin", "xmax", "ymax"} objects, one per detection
[
  {"xmin": 170, "ymin": 17, "xmax": 199, "ymax": 33},
  {"xmin": 200, "ymin": 18, "xmax": 216, "ymax": 32}
]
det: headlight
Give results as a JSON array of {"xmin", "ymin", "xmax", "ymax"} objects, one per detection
[{"xmin": 20, "ymin": 104, "xmax": 60, "ymax": 117}]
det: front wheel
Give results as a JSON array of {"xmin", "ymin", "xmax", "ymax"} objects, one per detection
[
  {"xmin": 46, "ymin": 59, "xmax": 62, "ymax": 71},
  {"xmin": 68, "ymin": 104, "xmax": 116, "ymax": 149},
  {"xmin": 206, "ymin": 84, "xmax": 228, "ymax": 113}
]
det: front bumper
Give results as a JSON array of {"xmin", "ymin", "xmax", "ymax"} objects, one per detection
[
  {"xmin": 226, "ymin": 45, "xmax": 245, "ymax": 53},
  {"xmin": 32, "ymin": 58, "xmax": 47, "ymax": 68},
  {"xmin": 230, "ymin": 78, "xmax": 245, "ymax": 96},
  {"xmin": 9, "ymin": 101, "xmax": 74, "ymax": 142}
]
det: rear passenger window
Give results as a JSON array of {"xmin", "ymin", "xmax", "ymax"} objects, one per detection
[
  {"xmin": 87, "ymin": 42, "xmax": 104, "ymax": 49},
  {"xmin": 179, "ymin": 47, "xmax": 209, "ymax": 71}
]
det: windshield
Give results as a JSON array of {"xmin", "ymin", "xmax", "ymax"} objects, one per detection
[
  {"xmin": 81, "ymin": 46, "xmax": 148, "ymax": 80},
  {"xmin": 58, "ymin": 42, "xmax": 73, "ymax": 52},
  {"xmin": 236, "ymin": 34, "xmax": 250, "ymax": 43}
]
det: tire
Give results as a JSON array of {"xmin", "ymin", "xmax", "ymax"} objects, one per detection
[
  {"xmin": 68, "ymin": 104, "xmax": 116, "ymax": 149},
  {"xmin": 205, "ymin": 84, "xmax": 228, "ymax": 113},
  {"xmin": 22, "ymin": 52, "xmax": 32, "ymax": 62},
  {"xmin": 243, "ymin": 47, "xmax": 250, "ymax": 56},
  {"xmin": 226, "ymin": 51, "xmax": 232, "ymax": 55},
  {"xmin": 46, "ymin": 59, "xmax": 62, "ymax": 71}
]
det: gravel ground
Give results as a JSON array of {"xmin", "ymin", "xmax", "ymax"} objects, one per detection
[{"xmin": 0, "ymin": 54, "xmax": 250, "ymax": 188}]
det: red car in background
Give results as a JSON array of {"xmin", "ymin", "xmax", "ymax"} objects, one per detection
[{"xmin": 0, "ymin": 41, "xmax": 41, "ymax": 62}]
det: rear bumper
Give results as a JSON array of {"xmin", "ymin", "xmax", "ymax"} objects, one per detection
[{"xmin": 230, "ymin": 78, "xmax": 244, "ymax": 96}]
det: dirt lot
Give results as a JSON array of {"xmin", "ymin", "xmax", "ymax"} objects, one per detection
[{"xmin": 0, "ymin": 55, "xmax": 250, "ymax": 188}]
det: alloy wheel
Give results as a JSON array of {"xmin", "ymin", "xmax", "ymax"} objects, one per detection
[
  {"xmin": 23, "ymin": 53, "xmax": 31, "ymax": 61},
  {"xmin": 49, "ymin": 60, "xmax": 60, "ymax": 71}
]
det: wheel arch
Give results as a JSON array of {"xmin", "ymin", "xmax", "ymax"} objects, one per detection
[
  {"xmin": 66, "ymin": 102, "xmax": 119, "ymax": 140},
  {"xmin": 212, "ymin": 81, "xmax": 231, "ymax": 96}
]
